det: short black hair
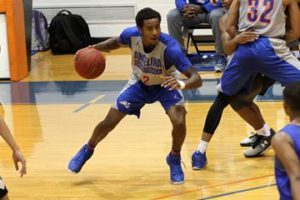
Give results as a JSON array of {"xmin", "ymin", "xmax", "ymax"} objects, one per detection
[
  {"xmin": 135, "ymin": 7, "xmax": 161, "ymax": 28},
  {"xmin": 283, "ymin": 82, "xmax": 300, "ymax": 111}
]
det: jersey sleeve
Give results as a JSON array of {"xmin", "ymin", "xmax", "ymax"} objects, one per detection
[
  {"xmin": 119, "ymin": 26, "xmax": 139, "ymax": 46},
  {"xmin": 164, "ymin": 41, "xmax": 192, "ymax": 73}
]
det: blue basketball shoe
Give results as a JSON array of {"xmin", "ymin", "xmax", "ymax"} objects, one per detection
[
  {"xmin": 214, "ymin": 54, "xmax": 227, "ymax": 72},
  {"xmin": 166, "ymin": 153, "xmax": 184, "ymax": 184},
  {"xmin": 68, "ymin": 144, "xmax": 94, "ymax": 173},
  {"xmin": 191, "ymin": 151, "xmax": 207, "ymax": 170}
]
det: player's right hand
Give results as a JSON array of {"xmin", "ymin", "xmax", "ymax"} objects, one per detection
[
  {"xmin": 235, "ymin": 31, "xmax": 259, "ymax": 44},
  {"xmin": 160, "ymin": 75, "xmax": 181, "ymax": 90},
  {"xmin": 12, "ymin": 150, "xmax": 27, "ymax": 177}
]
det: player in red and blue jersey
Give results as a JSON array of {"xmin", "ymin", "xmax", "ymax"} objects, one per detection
[{"xmin": 68, "ymin": 7, "xmax": 202, "ymax": 184}]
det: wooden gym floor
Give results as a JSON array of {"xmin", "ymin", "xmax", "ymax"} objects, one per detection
[{"xmin": 0, "ymin": 48, "xmax": 286, "ymax": 199}]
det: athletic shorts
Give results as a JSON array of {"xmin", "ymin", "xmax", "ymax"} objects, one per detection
[
  {"xmin": 230, "ymin": 74, "xmax": 275, "ymax": 106},
  {"xmin": 217, "ymin": 36, "xmax": 300, "ymax": 96},
  {"xmin": 0, "ymin": 177, "xmax": 8, "ymax": 198},
  {"xmin": 112, "ymin": 80, "xmax": 184, "ymax": 118}
]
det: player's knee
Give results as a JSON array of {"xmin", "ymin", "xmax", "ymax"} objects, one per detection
[
  {"xmin": 169, "ymin": 106, "xmax": 186, "ymax": 126},
  {"xmin": 215, "ymin": 92, "xmax": 230, "ymax": 107},
  {"xmin": 230, "ymin": 98, "xmax": 250, "ymax": 111},
  {"xmin": 166, "ymin": 9, "xmax": 179, "ymax": 24},
  {"xmin": 97, "ymin": 119, "xmax": 118, "ymax": 132}
]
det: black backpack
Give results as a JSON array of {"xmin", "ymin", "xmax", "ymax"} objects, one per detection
[{"xmin": 49, "ymin": 10, "xmax": 92, "ymax": 54}]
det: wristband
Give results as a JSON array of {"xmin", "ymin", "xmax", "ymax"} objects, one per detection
[{"xmin": 177, "ymin": 80, "xmax": 186, "ymax": 89}]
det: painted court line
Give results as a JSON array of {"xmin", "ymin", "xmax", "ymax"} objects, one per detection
[
  {"xmin": 73, "ymin": 95, "xmax": 105, "ymax": 113},
  {"xmin": 199, "ymin": 183, "xmax": 276, "ymax": 200},
  {"xmin": 152, "ymin": 174, "xmax": 274, "ymax": 200}
]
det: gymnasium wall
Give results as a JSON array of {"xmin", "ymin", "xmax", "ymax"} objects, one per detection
[{"xmin": 32, "ymin": 0, "xmax": 175, "ymax": 38}]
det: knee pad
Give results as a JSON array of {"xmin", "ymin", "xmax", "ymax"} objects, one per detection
[
  {"xmin": 230, "ymin": 98, "xmax": 251, "ymax": 111},
  {"xmin": 203, "ymin": 92, "xmax": 230, "ymax": 134}
]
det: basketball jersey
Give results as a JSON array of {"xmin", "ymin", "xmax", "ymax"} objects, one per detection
[
  {"xmin": 238, "ymin": 0, "xmax": 286, "ymax": 38},
  {"xmin": 275, "ymin": 124, "xmax": 300, "ymax": 200},
  {"xmin": 119, "ymin": 27, "xmax": 192, "ymax": 86}
]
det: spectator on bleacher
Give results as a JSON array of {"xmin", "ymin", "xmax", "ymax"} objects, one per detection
[{"xmin": 167, "ymin": 0, "xmax": 232, "ymax": 72}]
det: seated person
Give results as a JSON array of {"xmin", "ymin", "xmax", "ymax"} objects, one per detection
[{"xmin": 167, "ymin": 0, "xmax": 232, "ymax": 72}]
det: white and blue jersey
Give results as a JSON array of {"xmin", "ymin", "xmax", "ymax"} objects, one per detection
[
  {"xmin": 217, "ymin": 0, "xmax": 300, "ymax": 96},
  {"xmin": 112, "ymin": 27, "xmax": 193, "ymax": 117},
  {"xmin": 275, "ymin": 124, "xmax": 300, "ymax": 200},
  {"xmin": 238, "ymin": 0, "xmax": 286, "ymax": 38}
]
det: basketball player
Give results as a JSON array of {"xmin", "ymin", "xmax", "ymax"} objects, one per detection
[
  {"xmin": 68, "ymin": 8, "xmax": 202, "ymax": 184},
  {"xmin": 272, "ymin": 82, "xmax": 300, "ymax": 200},
  {"xmin": 192, "ymin": 13, "xmax": 275, "ymax": 169},
  {"xmin": 0, "ymin": 47, "xmax": 26, "ymax": 199},
  {"xmin": 192, "ymin": 0, "xmax": 300, "ymax": 169},
  {"xmin": 0, "ymin": 105, "xmax": 27, "ymax": 200}
]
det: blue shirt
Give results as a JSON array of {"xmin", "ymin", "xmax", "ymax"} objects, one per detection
[
  {"xmin": 175, "ymin": 0, "xmax": 222, "ymax": 12},
  {"xmin": 275, "ymin": 124, "xmax": 300, "ymax": 200}
]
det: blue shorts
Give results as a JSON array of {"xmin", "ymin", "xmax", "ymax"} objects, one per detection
[
  {"xmin": 112, "ymin": 80, "xmax": 184, "ymax": 117},
  {"xmin": 217, "ymin": 37, "xmax": 300, "ymax": 96}
]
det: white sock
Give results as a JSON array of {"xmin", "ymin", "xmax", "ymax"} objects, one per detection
[
  {"xmin": 255, "ymin": 124, "xmax": 270, "ymax": 136},
  {"xmin": 263, "ymin": 124, "xmax": 271, "ymax": 136},
  {"xmin": 197, "ymin": 140, "xmax": 208, "ymax": 154},
  {"xmin": 255, "ymin": 126, "xmax": 265, "ymax": 135}
]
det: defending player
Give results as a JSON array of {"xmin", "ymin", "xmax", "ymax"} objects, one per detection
[{"xmin": 192, "ymin": 0, "xmax": 300, "ymax": 168}]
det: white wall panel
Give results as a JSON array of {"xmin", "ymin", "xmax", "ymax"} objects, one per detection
[
  {"xmin": 0, "ymin": 14, "xmax": 10, "ymax": 79},
  {"xmin": 33, "ymin": 0, "xmax": 212, "ymax": 37}
]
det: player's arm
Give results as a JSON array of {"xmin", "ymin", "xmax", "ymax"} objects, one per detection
[
  {"xmin": 221, "ymin": 15, "xmax": 239, "ymax": 54},
  {"xmin": 161, "ymin": 44, "xmax": 202, "ymax": 90},
  {"xmin": 221, "ymin": 15, "xmax": 258, "ymax": 54},
  {"xmin": 226, "ymin": 0, "xmax": 240, "ymax": 38},
  {"xmin": 180, "ymin": 67, "xmax": 203, "ymax": 89},
  {"xmin": 272, "ymin": 132, "xmax": 300, "ymax": 200},
  {"xmin": 284, "ymin": 0, "xmax": 300, "ymax": 41},
  {"xmin": 161, "ymin": 67, "xmax": 202, "ymax": 90},
  {"xmin": 0, "ymin": 117, "xmax": 26, "ymax": 177},
  {"xmin": 92, "ymin": 37, "xmax": 121, "ymax": 51}
]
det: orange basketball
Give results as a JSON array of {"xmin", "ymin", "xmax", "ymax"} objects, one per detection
[{"xmin": 74, "ymin": 47, "xmax": 106, "ymax": 79}]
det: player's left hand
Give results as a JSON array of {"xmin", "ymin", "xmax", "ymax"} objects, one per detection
[{"xmin": 160, "ymin": 75, "xmax": 180, "ymax": 90}]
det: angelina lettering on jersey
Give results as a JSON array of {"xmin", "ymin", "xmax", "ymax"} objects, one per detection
[{"xmin": 134, "ymin": 51, "xmax": 162, "ymax": 74}]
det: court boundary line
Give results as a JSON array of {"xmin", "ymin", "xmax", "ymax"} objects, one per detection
[
  {"xmin": 151, "ymin": 174, "xmax": 274, "ymax": 200},
  {"xmin": 199, "ymin": 183, "xmax": 276, "ymax": 200}
]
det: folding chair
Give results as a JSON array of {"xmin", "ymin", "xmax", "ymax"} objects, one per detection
[{"xmin": 185, "ymin": 23, "xmax": 214, "ymax": 55}]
